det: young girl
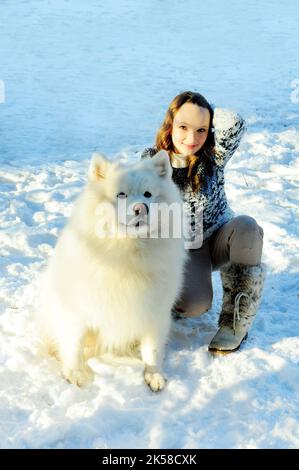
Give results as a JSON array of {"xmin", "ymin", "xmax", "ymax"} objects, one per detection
[{"xmin": 141, "ymin": 91, "xmax": 266, "ymax": 354}]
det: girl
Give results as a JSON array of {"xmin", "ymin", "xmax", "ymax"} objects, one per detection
[{"xmin": 141, "ymin": 91, "xmax": 266, "ymax": 354}]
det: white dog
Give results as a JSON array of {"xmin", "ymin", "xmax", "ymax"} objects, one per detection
[{"xmin": 38, "ymin": 150, "xmax": 186, "ymax": 391}]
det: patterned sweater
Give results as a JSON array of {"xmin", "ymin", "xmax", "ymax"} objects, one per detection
[{"xmin": 141, "ymin": 108, "xmax": 246, "ymax": 246}]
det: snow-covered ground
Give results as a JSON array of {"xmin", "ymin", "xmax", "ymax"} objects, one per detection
[{"xmin": 0, "ymin": 0, "xmax": 298, "ymax": 449}]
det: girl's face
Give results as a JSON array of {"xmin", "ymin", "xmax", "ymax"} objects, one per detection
[{"xmin": 171, "ymin": 102, "xmax": 210, "ymax": 155}]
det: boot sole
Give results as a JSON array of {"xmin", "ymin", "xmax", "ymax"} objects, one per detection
[{"xmin": 208, "ymin": 333, "xmax": 248, "ymax": 356}]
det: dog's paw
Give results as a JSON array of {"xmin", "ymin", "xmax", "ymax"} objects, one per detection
[
  {"xmin": 63, "ymin": 366, "xmax": 93, "ymax": 387},
  {"xmin": 144, "ymin": 371, "xmax": 166, "ymax": 392}
]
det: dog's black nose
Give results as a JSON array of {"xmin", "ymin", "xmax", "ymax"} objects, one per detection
[{"xmin": 133, "ymin": 203, "xmax": 149, "ymax": 216}]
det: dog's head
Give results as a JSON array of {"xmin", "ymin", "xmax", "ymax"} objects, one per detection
[{"xmin": 86, "ymin": 150, "xmax": 182, "ymax": 240}]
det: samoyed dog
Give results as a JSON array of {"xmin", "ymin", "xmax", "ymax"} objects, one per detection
[{"xmin": 39, "ymin": 150, "xmax": 186, "ymax": 391}]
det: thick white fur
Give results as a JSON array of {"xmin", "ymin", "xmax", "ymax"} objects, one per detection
[{"xmin": 38, "ymin": 150, "xmax": 186, "ymax": 391}]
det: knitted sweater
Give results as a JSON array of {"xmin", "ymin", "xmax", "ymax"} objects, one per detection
[{"xmin": 141, "ymin": 108, "xmax": 246, "ymax": 246}]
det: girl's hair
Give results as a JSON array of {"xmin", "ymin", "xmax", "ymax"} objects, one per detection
[{"xmin": 155, "ymin": 91, "xmax": 215, "ymax": 192}]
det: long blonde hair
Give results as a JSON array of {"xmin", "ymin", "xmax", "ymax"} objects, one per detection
[{"xmin": 155, "ymin": 91, "xmax": 215, "ymax": 192}]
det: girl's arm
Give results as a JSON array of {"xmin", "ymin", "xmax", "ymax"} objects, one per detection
[{"xmin": 213, "ymin": 108, "xmax": 246, "ymax": 167}]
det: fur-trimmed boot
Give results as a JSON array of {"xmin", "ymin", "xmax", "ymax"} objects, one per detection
[{"xmin": 208, "ymin": 263, "xmax": 266, "ymax": 353}]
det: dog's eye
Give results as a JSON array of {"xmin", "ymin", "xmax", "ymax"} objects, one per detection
[
  {"xmin": 117, "ymin": 192, "xmax": 127, "ymax": 199},
  {"xmin": 144, "ymin": 191, "xmax": 152, "ymax": 198}
]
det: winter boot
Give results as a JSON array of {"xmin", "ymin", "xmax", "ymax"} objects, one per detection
[{"xmin": 208, "ymin": 263, "xmax": 266, "ymax": 354}]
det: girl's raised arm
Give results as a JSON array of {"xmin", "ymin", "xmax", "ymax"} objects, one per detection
[{"xmin": 213, "ymin": 108, "xmax": 246, "ymax": 167}]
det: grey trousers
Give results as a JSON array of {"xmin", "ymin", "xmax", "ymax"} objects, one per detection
[{"xmin": 175, "ymin": 215, "xmax": 264, "ymax": 317}]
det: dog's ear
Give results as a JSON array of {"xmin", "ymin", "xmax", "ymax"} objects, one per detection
[
  {"xmin": 88, "ymin": 152, "xmax": 109, "ymax": 181},
  {"xmin": 151, "ymin": 150, "xmax": 172, "ymax": 178}
]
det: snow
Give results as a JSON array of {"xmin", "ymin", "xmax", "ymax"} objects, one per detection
[{"xmin": 0, "ymin": 0, "xmax": 298, "ymax": 450}]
